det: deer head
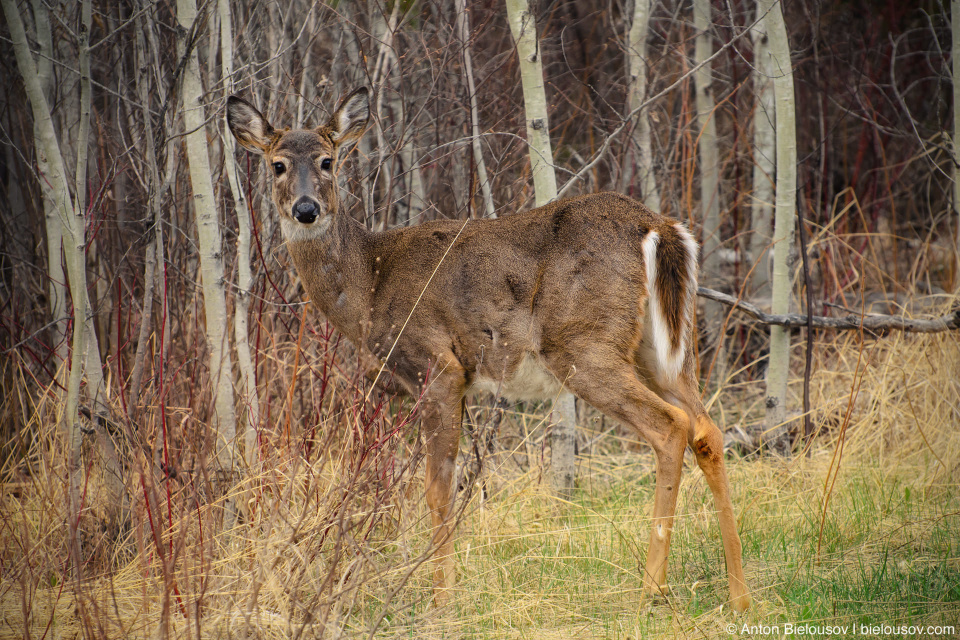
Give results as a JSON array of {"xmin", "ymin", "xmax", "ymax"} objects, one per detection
[{"xmin": 226, "ymin": 88, "xmax": 370, "ymax": 237}]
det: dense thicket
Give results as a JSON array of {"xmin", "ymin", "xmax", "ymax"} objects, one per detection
[{"xmin": 0, "ymin": 0, "xmax": 955, "ymax": 471}]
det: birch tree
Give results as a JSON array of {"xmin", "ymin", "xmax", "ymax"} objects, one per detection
[
  {"xmin": 368, "ymin": 4, "xmax": 426, "ymax": 228},
  {"xmin": 758, "ymin": 0, "xmax": 798, "ymax": 445},
  {"xmin": 505, "ymin": 0, "xmax": 577, "ymax": 494},
  {"xmin": 220, "ymin": 0, "xmax": 260, "ymax": 469},
  {"xmin": 748, "ymin": 1, "xmax": 776, "ymax": 295},
  {"xmin": 623, "ymin": 0, "xmax": 660, "ymax": 210},
  {"xmin": 29, "ymin": 0, "xmax": 68, "ymax": 366},
  {"xmin": 176, "ymin": 0, "xmax": 239, "ymax": 507},
  {"xmin": 387, "ymin": 56, "xmax": 426, "ymax": 225},
  {"xmin": 72, "ymin": 0, "xmax": 110, "ymax": 416},
  {"xmin": 2, "ymin": 0, "xmax": 105, "ymax": 531},
  {"xmin": 693, "ymin": 0, "xmax": 722, "ymax": 331}
]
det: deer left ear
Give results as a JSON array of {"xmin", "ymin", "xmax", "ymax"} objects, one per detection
[{"xmin": 327, "ymin": 88, "xmax": 370, "ymax": 146}]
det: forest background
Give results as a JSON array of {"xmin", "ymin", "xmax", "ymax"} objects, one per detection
[{"xmin": 0, "ymin": 0, "xmax": 958, "ymax": 637}]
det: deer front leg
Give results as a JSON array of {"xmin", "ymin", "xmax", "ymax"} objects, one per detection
[{"xmin": 420, "ymin": 372, "xmax": 465, "ymax": 606}]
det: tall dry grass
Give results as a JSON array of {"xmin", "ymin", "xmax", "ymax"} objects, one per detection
[{"xmin": 2, "ymin": 315, "xmax": 958, "ymax": 638}]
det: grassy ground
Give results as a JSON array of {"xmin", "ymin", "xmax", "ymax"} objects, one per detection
[
  {"xmin": 2, "ymin": 333, "xmax": 958, "ymax": 639},
  {"xmin": 406, "ymin": 452, "xmax": 959, "ymax": 639}
]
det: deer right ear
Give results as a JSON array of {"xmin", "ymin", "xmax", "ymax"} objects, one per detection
[{"xmin": 227, "ymin": 96, "xmax": 277, "ymax": 153}]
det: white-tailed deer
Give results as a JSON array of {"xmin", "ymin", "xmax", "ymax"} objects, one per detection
[{"xmin": 227, "ymin": 88, "xmax": 750, "ymax": 611}]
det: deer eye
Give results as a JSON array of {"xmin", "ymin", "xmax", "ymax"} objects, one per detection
[
  {"xmin": 320, "ymin": 158, "xmax": 332, "ymax": 171},
  {"xmin": 272, "ymin": 161, "xmax": 286, "ymax": 176}
]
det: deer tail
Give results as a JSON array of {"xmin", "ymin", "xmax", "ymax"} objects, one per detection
[{"xmin": 641, "ymin": 223, "xmax": 699, "ymax": 387}]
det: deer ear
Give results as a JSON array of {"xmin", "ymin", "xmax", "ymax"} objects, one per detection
[
  {"xmin": 227, "ymin": 96, "xmax": 277, "ymax": 153},
  {"xmin": 328, "ymin": 88, "xmax": 370, "ymax": 146}
]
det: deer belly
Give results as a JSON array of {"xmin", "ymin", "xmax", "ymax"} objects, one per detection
[{"xmin": 470, "ymin": 353, "xmax": 564, "ymax": 401}]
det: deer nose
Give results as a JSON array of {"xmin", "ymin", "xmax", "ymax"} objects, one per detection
[{"xmin": 293, "ymin": 198, "xmax": 318, "ymax": 224}]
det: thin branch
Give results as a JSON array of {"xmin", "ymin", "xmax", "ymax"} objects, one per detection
[
  {"xmin": 557, "ymin": 8, "xmax": 768, "ymax": 198},
  {"xmin": 697, "ymin": 287, "xmax": 960, "ymax": 333}
]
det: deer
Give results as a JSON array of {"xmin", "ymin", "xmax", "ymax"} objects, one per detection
[{"xmin": 226, "ymin": 87, "xmax": 751, "ymax": 612}]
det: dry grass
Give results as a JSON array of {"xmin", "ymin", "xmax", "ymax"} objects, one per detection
[{"xmin": 2, "ymin": 330, "xmax": 959, "ymax": 639}]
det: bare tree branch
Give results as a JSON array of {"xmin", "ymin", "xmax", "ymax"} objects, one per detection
[{"xmin": 698, "ymin": 287, "xmax": 960, "ymax": 333}]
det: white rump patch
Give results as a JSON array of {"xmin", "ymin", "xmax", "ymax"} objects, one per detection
[
  {"xmin": 642, "ymin": 230, "xmax": 688, "ymax": 386},
  {"xmin": 675, "ymin": 222, "xmax": 700, "ymax": 301}
]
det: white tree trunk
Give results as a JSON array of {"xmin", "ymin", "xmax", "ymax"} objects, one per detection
[
  {"xmin": 30, "ymin": 0, "xmax": 68, "ymax": 367},
  {"xmin": 505, "ymin": 0, "xmax": 576, "ymax": 495},
  {"xmin": 73, "ymin": 0, "xmax": 109, "ymax": 411},
  {"xmin": 749, "ymin": 0, "xmax": 775, "ymax": 295},
  {"xmin": 374, "ymin": 6, "xmax": 426, "ymax": 229},
  {"xmin": 73, "ymin": 0, "xmax": 124, "ymax": 523},
  {"xmin": 693, "ymin": 0, "xmax": 722, "ymax": 328},
  {"xmin": 624, "ymin": 0, "xmax": 660, "ymax": 211},
  {"xmin": 221, "ymin": 0, "xmax": 260, "ymax": 470},
  {"xmin": 371, "ymin": 3, "xmax": 399, "ymax": 230},
  {"xmin": 176, "ymin": 0, "xmax": 239, "ymax": 509},
  {"xmin": 456, "ymin": 0, "xmax": 496, "ymax": 218},
  {"xmin": 3, "ymin": 0, "xmax": 104, "ymax": 534},
  {"xmin": 506, "ymin": 0, "xmax": 558, "ymax": 204},
  {"xmin": 390, "ymin": 89, "xmax": 426, "ymax": 226},
  {"xmin": 759, "ymin": 0, "xmax": 798, "ymax": 445}
]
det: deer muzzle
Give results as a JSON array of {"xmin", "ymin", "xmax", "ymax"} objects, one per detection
[{"xmin": 293, "ymin": 197, "xmax": 319, "ymax": 224}]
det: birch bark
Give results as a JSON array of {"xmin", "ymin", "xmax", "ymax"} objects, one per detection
[
  {"xmin": 758, "ymin": 0, "xmax": 798, "ymax": 446},
  {"xmin": 456, "ymin": 0, "xmax": 496, "ymax": 218},
  {"xmin": 505, "ymin": 0, "xmax": 576, "ymax": 494},
  {"xmin": 624, "ymin": 0, "xmax": 660, "ymax": 210},
  {"xmin": 29, "ymin": 0, "xmax": 68, "ymax": 366},
  {"xmin": 2, "ymin": 0, "xmax": 104, "ymax": 537},
  {"xmin": 693, "ymin": 0, "xmax": 722, "ymax": 331},
  {"xmin": 506, "ymin": 0, "xmax": 557, "ymax": 201},
  {"xmin": 748, "ymin": 0, "xmax": 775, "ymax": 295},
  {"xmin": 221, "ymin": 0, "xmax": 260, "ymax": 470},
  {"xmin": 176, "ymin": 0, "xmax": 239, "ymax": 510}
]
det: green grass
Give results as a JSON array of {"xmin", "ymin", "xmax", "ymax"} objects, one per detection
[{"xmin": 374, "ymin": 451, "xmax": 960, "ymax": 639}]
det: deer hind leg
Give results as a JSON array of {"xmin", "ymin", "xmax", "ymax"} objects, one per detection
[
  {"xmin": 689, "ymin": 410, "xmax": 751, "ymax": 611},
  {"xmin": 642, "ymin": 425, "xmax": 686, "ymax": 598},
  {"xmin": 420, "ymin": 368, "xmax": 465, "ymax": 606},
  {"xmin": 543, "ymin": 353, "xmax": 689, "ymax": 601},
  {"xmin": 663, "ymin": 370, "xmax": 751, "ymax": 612}
]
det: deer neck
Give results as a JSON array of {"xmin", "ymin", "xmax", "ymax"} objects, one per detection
[{"xmin": 284, "ymin": 210, "xmax": 375, "ymax": 345}]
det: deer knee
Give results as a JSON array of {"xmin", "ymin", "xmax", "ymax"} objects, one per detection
[{"xmin": 692, "ymin": 415, "xmax": 723, "ymax": 466}]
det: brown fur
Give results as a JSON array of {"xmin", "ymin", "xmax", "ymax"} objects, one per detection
[{"xmin": 227, "ymin": 89, "xmax": 750, "ymax": 611}]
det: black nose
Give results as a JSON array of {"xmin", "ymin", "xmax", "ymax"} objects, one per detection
[{"xmin": 293, "ymin": 198, "xmax": 318, "ymax": 224}]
